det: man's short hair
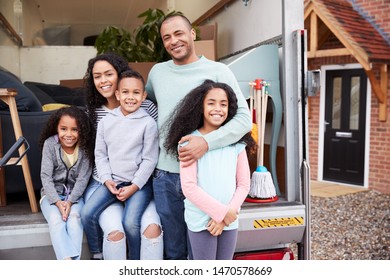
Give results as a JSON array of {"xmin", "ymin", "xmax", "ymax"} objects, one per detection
[{"xmin": 159, "ymin": 13, "xmax": 192, "ymax": 32}]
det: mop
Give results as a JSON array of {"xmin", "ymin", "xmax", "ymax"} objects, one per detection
[{"xmin": 246, "ymin": 79, "xmax": 278, "ymax": 203}]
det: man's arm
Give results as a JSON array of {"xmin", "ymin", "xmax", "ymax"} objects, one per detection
[{"xmin": 178, "ymin": 135, "xmax": 208, "ymax": 164}]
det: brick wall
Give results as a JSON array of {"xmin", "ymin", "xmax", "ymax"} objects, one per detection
[{"xmin": 366, "ymin": 64, "xmax": 390, "ymax": 194}]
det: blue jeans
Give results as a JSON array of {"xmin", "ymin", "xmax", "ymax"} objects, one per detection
[
  {"xmin": 81, "ymin": 179, "xmax": 152, "ymax": 260},
  {"xmin": 84, "ymin": 178, "xmax": 126, "ymax": 260},
  {"xmin": 140, "ymin": 200, "xmax": 164, "ymax": 260},
  {"xmin": 153, "ymin": 169, "xmax": 188, "ymax": 259},
  {"xmin": 40, "ymin": 195, "xmax": 84, "ymax": 260}
]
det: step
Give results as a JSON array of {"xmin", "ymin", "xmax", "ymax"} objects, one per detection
[{"xmin": 0, "ymin": 212, "xmax": 89, "ymax": 260}]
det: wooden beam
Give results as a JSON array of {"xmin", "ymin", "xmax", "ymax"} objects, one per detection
[
  {"xmin": 0, "ymin": 117, "xmax": 5, "ymax": 207},
  {"xmin": 308, "ymin": 47, "xmax": 351, "ymax": 58},
  {"xmin": 310, "ymin": 12, "xmax": 318, "ymax": 52},
  {"xmin": 0, "ymin": 89, "xmax": 38, "ymax": 212},
  {"xmin": 304, "ymin": 4, "xmax": 314, "ymax": 19},
  {"xmin": 366, "ymin": 68, "xmax": 385, "ymax": 104},
  {"xmin": 193, "ymin": 0, "xmax": 236, "ymax": 26},
  {"xmin": 379, "ymin": 64, "xmax": 388, "ymax": 121},
  {"xmin": 0, "ymin": 12, "xmax": 22, "ymax": 46}
]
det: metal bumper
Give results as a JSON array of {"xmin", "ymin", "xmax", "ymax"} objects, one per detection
[{"xmin": 235, "ymin": 201, "xmax": 306, "ymax": 252}]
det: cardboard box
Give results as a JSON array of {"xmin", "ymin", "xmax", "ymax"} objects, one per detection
[
  {"xmin": 194, "ymin": 40, "xmax": 216, "ymax": 61},
  {"xmin": 195, "ymin": 23, "xmax": 217, "ymax": 61},
  {"xmin": 128, "ymin": 62, "xmax": 156, "ymax": 82}
]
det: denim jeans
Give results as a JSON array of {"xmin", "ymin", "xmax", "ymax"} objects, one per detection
[
  {"xmin": 140, "ymin": 200, "xmax": 164, "ymax": 260},
  {"xmin": 84, "ymin": 179, "xmax": 126, "ymax": 260},
  {"xmin": 40, "ymin": 195, "xmax": 84, "ymax": 260},
  {"xmin": 81, "ymin": 178, "xmax": 153, "ymax": 260},
  {"xmin": 153, "ymin": 169, "xmax": 188, "ymax": 259}
]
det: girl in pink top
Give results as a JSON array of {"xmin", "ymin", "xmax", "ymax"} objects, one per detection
[{"xmin": 164, "ymin": 80, "xmax": 255, "ymax": 259}]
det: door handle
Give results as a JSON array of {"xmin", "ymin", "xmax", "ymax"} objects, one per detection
[
  {"xmin": 335, "ymin": 132, "xmax": 352, "ymax": 138},
  {"xmin": 324, "ymin": 121, "xmax": 330, "ymax": 132}
]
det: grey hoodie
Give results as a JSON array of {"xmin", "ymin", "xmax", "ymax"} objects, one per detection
[
  {"xmin": 95, "ymin": 107, "xmax": 159, "ymax": 189},
  {"xmin": 40, "ymin": 135, "xmax": 92, "ymax": 204}
]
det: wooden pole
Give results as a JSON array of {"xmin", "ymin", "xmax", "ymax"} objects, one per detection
[{"xmin": 0, "ymin": 89, "xmax": 38, "ymax": 212}]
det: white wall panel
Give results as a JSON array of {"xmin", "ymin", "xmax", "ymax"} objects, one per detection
[{"xmin": 19, "ymin": 46, "xmax": 97, "ymax": 84}]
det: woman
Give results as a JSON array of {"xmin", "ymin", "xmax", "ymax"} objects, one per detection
[{"xmin": 81, "ymin": 52, "xmax": 163, "ymax": 260}]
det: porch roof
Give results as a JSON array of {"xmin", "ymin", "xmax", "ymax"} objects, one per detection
[
  {"xmin": 304, "ymin": 0, "xmax": 390, "ymax": 121},
  {"xmin": 304, "ymin": 0, "xmax": 390, "ymax": 65}
]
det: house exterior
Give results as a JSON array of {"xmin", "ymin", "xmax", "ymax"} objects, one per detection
[{"xmin": 304, "ymin": 0, "xmax": 390, "ymax": 194}]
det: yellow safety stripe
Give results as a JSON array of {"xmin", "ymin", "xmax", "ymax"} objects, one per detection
[{"xmin": 254, "ymin": 217, "xmax": 304, "ymax": 228}]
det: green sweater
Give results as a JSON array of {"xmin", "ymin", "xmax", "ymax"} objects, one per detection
[{"xmin": 145, "ymin": 56, "xmax": 251, "ymax": 173}]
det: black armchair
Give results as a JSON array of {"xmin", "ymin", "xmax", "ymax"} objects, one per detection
[{"xmin": 0, "ymin": 110, "xmax": 55, "ymax": 193}]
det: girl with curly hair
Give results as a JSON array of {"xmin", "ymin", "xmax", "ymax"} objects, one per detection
[
  {"xmin": 39, "ymin": 106, "xmax": 93, "ymax": 260},
  {"xmin": 164, "ymin": 80, "xmax": 255, "ymax": 260}
]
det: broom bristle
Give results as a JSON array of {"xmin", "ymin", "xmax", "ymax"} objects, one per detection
[{"xmin": 249, "ymin": 170, "xmax": 276, "ymax": 198}]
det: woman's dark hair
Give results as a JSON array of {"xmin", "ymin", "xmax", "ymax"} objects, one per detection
[
  {"xmin": 39, "ymin": 106, "xmax": 94, "ymax": 166},
  {"xmin": 84, "ymin": 52, "xmax": 130, "ymax": 126},
  {"xmin": 164, "ymin": 79, "xmax": 256, "ymax": 158}
]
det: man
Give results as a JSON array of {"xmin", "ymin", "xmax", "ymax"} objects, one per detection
[{"xmin": 145, "ymin": 14, "xmax": 252, "ymax": 260}]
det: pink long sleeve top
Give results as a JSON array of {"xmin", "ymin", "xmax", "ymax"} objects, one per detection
[{"xmin": 180, "ymin": 134, "xmax": 250, "ymax": 232}]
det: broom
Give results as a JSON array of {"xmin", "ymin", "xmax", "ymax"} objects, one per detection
[{"xmin": 246, "ymin": 79, "xmax": 278, "ymax": 202}]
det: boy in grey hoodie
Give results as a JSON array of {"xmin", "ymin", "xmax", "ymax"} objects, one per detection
[{"xmin": 81, "ymin": 70, "xmax": 159, "ymax": 260}]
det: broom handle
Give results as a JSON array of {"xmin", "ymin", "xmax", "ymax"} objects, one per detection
[
  {"xmin": 260, "ymin": 85, "xmax": 268, "ymax": 167},
  {"xmin": 256, "ymin": 86, "xmax": 263, "ymax": 166},
  {"xmin": 249, "ymin": 83, "xmax": 254, "ymax": 123},
  {"xmin": 259, "ymin": 84, "xmax": 265, "ymax": 166}
]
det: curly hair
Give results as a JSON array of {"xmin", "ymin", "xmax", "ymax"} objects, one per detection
[
  {"xmin": 39, "ymin": 106, "xmax": 94, "ymax": 166},
  {"xmin": 84, "ymin": 52, "xmax": 131, "ymax": 126},
  {"xmin": 164, "ymin": 79, "xmax": 256, "ymax": 158}
]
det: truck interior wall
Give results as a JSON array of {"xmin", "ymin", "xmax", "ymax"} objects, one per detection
[
  {"xmin": 19, "ymin": 46, "xmax": 97, "ymax": 84},
  {"xmin": 0, "ymin": 0, "xmax": 22, "ymax": 76},
  {"xmin": 206, "ymin": 0, "xmax": 282, "ymax": 59},
  {"xmin": 0, "ymin": 45, "xmax": 20, "ymax": 77}
]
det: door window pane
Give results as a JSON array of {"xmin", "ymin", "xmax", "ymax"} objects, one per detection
[
  {"xmin": 332, "ymin": 77, "xmax": 342, "ymax": 129},
  {"xmin": 350, "ymin": 76, "xmax": 360, "ymax": 130}
]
